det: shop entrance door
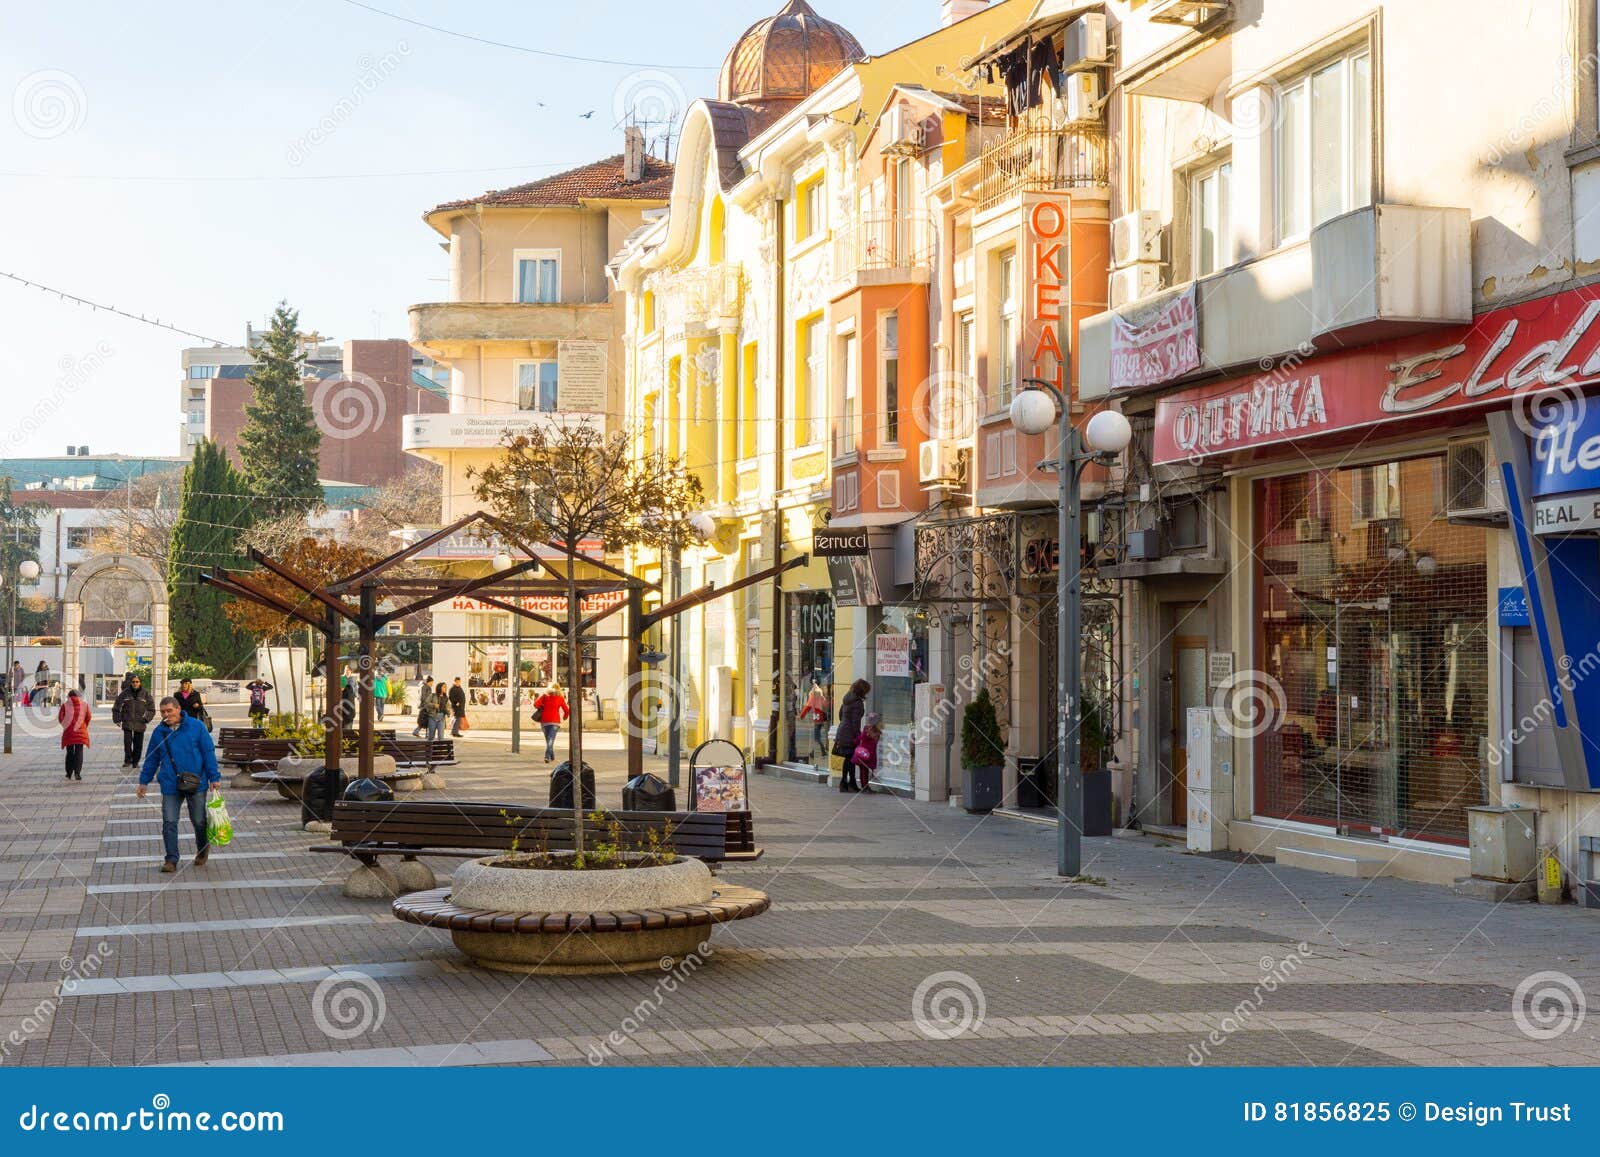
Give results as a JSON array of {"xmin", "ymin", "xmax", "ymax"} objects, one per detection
[
  {"xmin": 1171, "ymin": 636, "xmax": 1208, "ymax": 825},
  {"xmin": 1328, "ymin": 597, "xmax": 1398, "ymax": 837}
]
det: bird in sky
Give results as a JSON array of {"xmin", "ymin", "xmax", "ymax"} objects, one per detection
[{"xmin": 579, "ymin": 109, "xmax": 595, "ymax": 119}]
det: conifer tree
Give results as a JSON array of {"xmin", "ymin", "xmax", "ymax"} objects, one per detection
[
  {"xmin": 167, "ymin": 440, "xmax": 255, "ymax": 674},
  {"xmin": 237, "ymin": 302, "xmax": 323, "ymax": 517}
]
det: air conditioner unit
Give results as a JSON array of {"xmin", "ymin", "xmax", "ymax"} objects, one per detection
[
  {"xmin": 1111, "ymin": 210, "xmax": 1164, "ymax": 268},
  {"xmin": 885, "ymin": 103, "xmax": 923, "ymax": 153},
  {"xmin": 1446, "ymin": 437, "xmax": 1505, "ymax": 520},
  {"xmin": 1061, "ymin": 12, "xmax": 1109, "ymax": 71},
  {"xmin": 1127, "ymin": 528, "xmax": 1165, "ymax": 561},
  {"xmin": 1110, "ymin": 263, "xmax": 1165, "ymax": 309},
  {"xmin": 1294, "ymin": 516, "xmax": 1324, "ymax": 543},
  {"xmin": 1060, "ymin": 71, "xmax": 1102, "ymax": 123},
  {"xmin": 919, "ymin": 439, "xmax": 964, "ymax": 488}
]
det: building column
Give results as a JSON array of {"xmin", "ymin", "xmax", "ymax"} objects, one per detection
[{"xmin": 718, "ymin": 327, "xmax": 739, "ymax": 505}]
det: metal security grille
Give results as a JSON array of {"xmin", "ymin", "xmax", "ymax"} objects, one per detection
[{"xmin": 1255, "ymin": 455, "xmax": 1488, "ymax": 843}]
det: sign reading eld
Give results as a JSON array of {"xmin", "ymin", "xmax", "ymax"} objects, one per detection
[{"xmin": 1531, "ymin": 402, "xmax": 1600, "ymax": 534}]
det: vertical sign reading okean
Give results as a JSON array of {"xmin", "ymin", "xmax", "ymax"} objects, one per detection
[{"xmin": 1532, "ymin": 400, "xmax": 1600, "ymax": 534}]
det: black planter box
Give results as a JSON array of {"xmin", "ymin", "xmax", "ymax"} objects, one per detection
[
  {"xmin": 1083, "ymin": 768, "xmax": 1113, "ymax": 837},
  {"xmin": 1017, "ymin": 755, "xmax": 1053, "ymax": 809},
  {"xmin": 962, "ymin": 765, "xmax": 1002, "ymax": 814}
]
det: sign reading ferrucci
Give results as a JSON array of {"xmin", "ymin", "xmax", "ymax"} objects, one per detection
[
  {"xmin": 1152, "ymin": 285, "xmax": 1600, "ymax": 465},
  {"xmin": 1110, "ymin": 286, "xmax": 1200, "ymax": 392}
]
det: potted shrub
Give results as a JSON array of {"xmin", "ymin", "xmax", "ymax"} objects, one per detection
[
  {"xmin": 960, "ymin": 688, "xmax": 1005, "ymax": 814},
  {"xmin": 1079, "ymin": 691, "xmax": 1114, "ymax": 836},
  {"xmin": 386, "ymin": 680, "xmax": 410, "ymax": 716}
]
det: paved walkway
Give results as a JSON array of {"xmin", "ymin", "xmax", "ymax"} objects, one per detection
[{"xmin": 3, "ymin": 706, "xmax": 1599, "ymax": 1067}]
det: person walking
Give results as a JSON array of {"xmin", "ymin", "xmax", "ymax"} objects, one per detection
[
  {"xmin": 112, "ymin": 674, "xmax": 156, "ymax": 767},
  {"xmin": 174, "ymin": 678, "xmax": 206, "ymax": 726},
  {"xmin": 799, "ymin": 678, "xmax": 830, "ymax": 760},
  {"xmin": 58, "ymin": 689, "xmax": 91, "ymax": 781},
  {"xmin": 245, "ymin": 677, "xmax": 273, "ymax": 726},
  {"xmin": 412, "ymin": 675, "xmax": 431, "ymax": 737},
  {"xmin": 831, "ymin": 679, "xmax": 871, "ymax": 793},
  {"xmin": 448, "ymin": 677, "xmax": 468, "ymax": 737},
  {"xmin": 373, "ymin": 671, "xmax": 389, "ymax": 721},
  {"xmin": 426, "ymin": 681, "xmax": 449, "ymax": 742},
  {"xmin": 531, "ymin": 684, "xmax": 570, "ymax": 762},
  {"xmin": 138, "ymin": 696, "xmax": 221, "ymax": 872}
]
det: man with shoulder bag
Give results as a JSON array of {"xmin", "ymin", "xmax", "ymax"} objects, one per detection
[{"xmin": 138, "ymin": 696, "xmax": 222, "ymax": 873}]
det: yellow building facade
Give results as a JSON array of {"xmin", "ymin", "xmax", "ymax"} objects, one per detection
[{"xmin": 611, "ymin": 0, "xmax": 1024, "ymax": 776}]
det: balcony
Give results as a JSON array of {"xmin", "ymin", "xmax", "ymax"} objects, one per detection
[
  {"xmin": 651, "ymin": 265, "xmax": 743, "ymax": 331},
  {"xmin": 832, "ymin": 211, "xmax": 935, "ymax": 283},
  {"xmin": 408, "ymin": 301, "xmax": 613, "ymax": 360},
  {"xmin": 1077, "ymin": 203, "xmax": 1471, "ymax": 400},
  {"xmin": 976, "ymin": 123, "xmax": 1108, "ymax": 210}
]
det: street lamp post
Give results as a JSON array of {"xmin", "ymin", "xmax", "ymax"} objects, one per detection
[
  {"xmin": 492, "ymin": 552, "xmax": 520, "ymax": 754},
  {"xmin": 4, "ymin": 558, "xmax": 43, "ymax": 755},
  {"xmin": 666, "ymin": 512, "xmax": 719, "ymax": 789},
  {"xmin": 1010, "ymin": 382, "xmax": 1131, "ymax": 878}
]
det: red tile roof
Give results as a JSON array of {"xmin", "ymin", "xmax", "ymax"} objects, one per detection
[{"xmin": 429, "ymin": 153, "xmax": 675, "ymax": 214}]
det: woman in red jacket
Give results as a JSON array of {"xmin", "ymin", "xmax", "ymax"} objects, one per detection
[
  {"xmin": 58, "ymin": 689, "xmax": 91, "ymax": 781},
  {"xmin": 531, "ymin": 684, "xmax": 571, "ymax": 763}
]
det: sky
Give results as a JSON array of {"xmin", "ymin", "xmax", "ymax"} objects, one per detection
[{"xmin": 0, "ymin": 0, "xmax": 936, "ymax": 460}]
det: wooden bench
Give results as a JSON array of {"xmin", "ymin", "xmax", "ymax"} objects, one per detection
[
  {"xmin": 252, "ymin": 766, "xmax": 424, "ymax": 802},
  {"xmin": 378, "ymin": 737, "xmax": 456, "ymax": 767},
  {"xmin": 310, "ymin": 799, "xmax": 763, "ymax": 895},
  {"xmin": 222, "ymin": 731, "xmax": 399, "ymax": 770}
]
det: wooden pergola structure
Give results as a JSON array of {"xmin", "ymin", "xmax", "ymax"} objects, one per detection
[{"xmin": 199, "ymin": 510, "xmax": 806, "ymax": 801}]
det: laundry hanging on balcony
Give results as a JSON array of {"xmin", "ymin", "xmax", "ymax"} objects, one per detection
[{"xmin": 997, "ymin": 37, "xmax": 1062, "ymax": 117}]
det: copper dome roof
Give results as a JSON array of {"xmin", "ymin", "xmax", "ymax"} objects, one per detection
[{"xmin": 719, "ymin": 0, "xmax": 866, "ymax": 109}]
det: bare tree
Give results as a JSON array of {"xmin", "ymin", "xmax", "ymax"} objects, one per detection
[
  {"xmin": 86, "ymin": 470, "xmax": 183, "ymax": 572},
  {"xmin": 470, "ymin": 424, "xmax": 704, "ymax": 854}
]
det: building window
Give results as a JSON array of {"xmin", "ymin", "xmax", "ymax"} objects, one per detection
[
  {"xmin": 799, "ymin": 315, "xmax": 824, "ymax": 446},
  {"xmin": 641, "ymin": 290, "xmax": 657, "ymax": 333},
  {"xmin": 880, "ymin": 312, "xmax": 900, "ymax": 446},
  {"xmin": 514, "ymin": 250, "xmax": 561, "ymax": 304},
  {"xmin": 995, "ymin": 250, "xmax": 1018, "ymax": 412},
  {"xmin": 186, "ymin": 407, "xmax": 205, "ymax": 427},
  {"xmin": 186, "ymin": 364, "xmax": 218, "ymax": 380},
  {"xmin": 739, "ymin": 343, "xmax": 758, "ymax": 459},
  {"xmin": 709, "ymin": 197, "xmax": 727, "ymax": 264},
  {"xmin": 1192, "ymin": 160, "xmax": 1233, "ymax": 276},
  {"xmin": 66, "ymin": 526, "xmax": 95, "ymax": 551},
  {"xmin": 517, "ymin": 361, "xmax": 560, "ymax": 412},
  {"xmin": 1255, "ymin": 456, "xmax": 1487, "ymax": 843},
  {"xmin": 795, "ymin": 173, "xmax": 825, "ymax": 242},
  {"xmin": 837, "ymin": 332, "xmax": 858, "ymax": 456},
  {"xmin": 1273, "ymin": 47, "xmax": 1371, "ymax": 244}
]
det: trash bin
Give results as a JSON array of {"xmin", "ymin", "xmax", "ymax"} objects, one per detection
[
  {"xmin": 623, "ymin": 772, "xmax": 676, "ymax": 812},
  {"xmin": 301, "ymin": 766, "xmax": 346, "ymax": 824},
  {"xmin": 549, "ymin": 760, "xmax": 596, "ymax": 810},
  {"xmin": 343, "ymin": 775, "xmax": 394, "ymax": 804}
]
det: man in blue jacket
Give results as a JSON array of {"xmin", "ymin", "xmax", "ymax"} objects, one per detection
[{"xmin": 138, "ymin": 696, "xmax": 221, "ymax": 873}]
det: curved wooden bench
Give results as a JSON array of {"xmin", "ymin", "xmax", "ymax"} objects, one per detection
[{"xmin": 392, "ymin": 884, "xmax": 770, "ymax": 934}]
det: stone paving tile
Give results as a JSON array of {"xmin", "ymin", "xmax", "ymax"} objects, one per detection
[{"xmin": 5, "ymin": 710, "xmax": 1600, "ymax": 1068}]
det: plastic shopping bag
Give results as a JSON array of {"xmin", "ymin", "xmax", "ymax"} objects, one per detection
[{"xmin": 206, "ymin": 794, "xmax": 234, "ymax": 846}]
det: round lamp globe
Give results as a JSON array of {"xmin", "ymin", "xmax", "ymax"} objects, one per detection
[{"xmin": 1084, "ymin": 409, "xmax": 1133, "ymax": 455}]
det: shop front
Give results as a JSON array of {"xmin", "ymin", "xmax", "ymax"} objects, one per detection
[{"xmin": 1146, "ymin": 281, "xmax": 1600, "ymax": 881}]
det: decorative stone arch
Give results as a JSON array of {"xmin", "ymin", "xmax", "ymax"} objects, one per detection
[{"xmin": 62, "ymin": 554, "xmax": 168, "ymax": 699}]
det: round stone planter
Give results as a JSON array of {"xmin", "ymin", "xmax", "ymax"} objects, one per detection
[{"xmin": 393, "ymin": 852, "xmax": 769, "ymax": 977}]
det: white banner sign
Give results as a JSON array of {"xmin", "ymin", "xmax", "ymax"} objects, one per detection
[{"xmin": 1110, "ymin": 286, "xmax": 1200, "ymax": 392}]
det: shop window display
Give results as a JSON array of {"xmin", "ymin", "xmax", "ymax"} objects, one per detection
[{"xmin": 1255, "ymin": 454, "xmax": 1488, "ymax": 843}]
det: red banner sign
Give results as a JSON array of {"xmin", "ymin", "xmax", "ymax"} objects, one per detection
[
  {"xmin": 1111, "ymin": 286, "xmax": 1200, "ymax": 392},
  {"xmin": 1152, "ymin": 284, "xmax": 1600, "ymax": 465},
  {"xmin": 450, "ymin": 590, "xmax": 626, "ymax": 615}
]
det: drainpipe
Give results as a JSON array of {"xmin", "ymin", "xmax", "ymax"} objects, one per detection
[{"xmin": 768, "ymin": 195, "xmax": 788, "ymax": 763}]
